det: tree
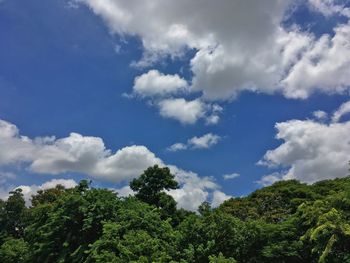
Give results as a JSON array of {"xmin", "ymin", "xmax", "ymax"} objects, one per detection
[
  {"xmin": 31, "ymin": 184, "xmax": 66, "ymax": 207},
  {"xmin": 209, "ymin": 253, "xmax": 236, "ymax": 263},
  {"xmin": 0, "ymin": 238, "xmax": 29, "ymax": 263},
  {"xmin": 130, "ymin": 165, "xmax": 178, "ymax": 214},
  {"xmin": 0, "ymin": 189, "xmax": 27, "ymax": 240},
  {"xmin": 26, "ymin": 184, "xmax": 121, "ymax": 263}
]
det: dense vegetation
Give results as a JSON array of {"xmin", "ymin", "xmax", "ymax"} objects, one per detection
[{"xmin": 1, "ymin": 165, "xmax": 350, "ymax": 262}]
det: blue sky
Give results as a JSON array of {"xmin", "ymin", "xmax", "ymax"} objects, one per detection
[{"xmin": 1, "ymin": 0, "xmax": 350, "ymax": 210}]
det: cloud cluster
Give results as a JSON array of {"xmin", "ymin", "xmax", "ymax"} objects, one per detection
[
  {"xmin": 0, "ymin": 119, "xmax": 229, "ymax": 210},
  {"xmin": 114, "ymin": 167, "xmax": 231, "ymax": 211},
  {"xmin": 259, "ymin": 102, "xmax": 350, "ymax": 184},
  {"xmin": 332, "ymin": 100, "xmax": 350, "ymax": 122},
  {"xmin": 167, "ymin": 165, "xmax": 230, "ymax": 210},
  {"xmin": 79, "ymin": 0, "xmax": 350, "ymax": 103},
  {"xmin": 130, "ymin": 69, "xmax": 222, "ymax": 125},
  {"xmin": 0, "ymin": 119, "xmax": 162, "ymax": 182},
  {"xmin": 133, "ymin": 70, "xmax": 188, "ymax": 97},
  {"xmin": 308, "ymin": 0, "xmax": 350, "ymax": 17},
  {"xmin": 168, "ymin": 133, "xmax": 221, "ymax": 152},
  {"xmin": 0, "ymin": 178, "xmax": 77, "ymax": 205}
]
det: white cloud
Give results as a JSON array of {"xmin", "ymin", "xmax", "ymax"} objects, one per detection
[
  {"xmin": 78, "ymin": 0, "xmax": 350, "ymax": 101},
  {"xmin": 158, "ymin": 98, "xmax": 222, "ymax": 125},
  {"xmin": 167, "ymin": 133, "xmax": 221, "ymax": 152},
  {"xmin": 223, "ymin": 173, "xmax": 240, "ymax": 180},
  {"xmin": 158, "ymin": 98, "xmax": 206, "ymax": 124},
  {"xmin": 167, "ymin": 165, "xmax": 225, "ymax": 211},
  {"xmin": 308, "ymin": 0, "xmax": 350, "ymax": 17},
  {"xmin": 111, "ymin": 165, "xmax": 228, "ymax": 211},
  {"xmin": 0, "ymin": 119, "xmax": 162, "ymax": 182},
  {"xmin": 133, "ymin": 70, "xmax": 188, "ymax": 97},
  {"xmin": 281, "ymin": 22, "xmax": 350, "ymax": 99},
  {"xmin": 0, "ymin": 119, "xmax": 230, "ymax": 210},
  {"xmin": 259, "ymin": 116, "xmax": 350, "ymax": 183},
  {"xmin": 332, "ymin": 100, "xmax": 350, "ymax": 122},
  {"xmin": 0, "ymin": 179, "xmax": 78, "ymax": 205},
  {"xmin": 313, "ymin": 110, "xmax": 328, "ymax": 121},
  {"xmin": 189, "ymin": 133, "xmax": 221, "ymax": 149},
  {"xmin": 167, "ymin": 143, "xmax": 187, "ymax": 152},
  {"xmin": 211, "ymin": 190, "xmax": 231, "ymax": 208},
  {"xmin": 256, "ymin": 172, "xmax": 284, "ymax": 187},
  {"xmin": 113, "ymin": 185, "xmax": 134, "ymax": 197}
]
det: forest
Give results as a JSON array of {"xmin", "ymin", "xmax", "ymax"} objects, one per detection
[{"xmin": 1, "ymin": 165, "xmax": 350, "ymax": 263}]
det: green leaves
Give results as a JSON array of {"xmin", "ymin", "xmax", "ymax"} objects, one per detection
[
  {"xmin": 130, "ymin": 165, "xmax": 179, "ymax": 219},
  {"xmin": 1, "ymin": 167, "xmax": 350, "ymax": 262}
]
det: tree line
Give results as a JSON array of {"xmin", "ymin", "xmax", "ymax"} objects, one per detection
[{"xmin": 1, "ymin": 165, "xmax": 350, "ymax": 262}]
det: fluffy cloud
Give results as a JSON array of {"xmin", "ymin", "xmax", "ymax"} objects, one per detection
[
  {"xmin": 157, "ymin": 98, "xmax": 219, "ymax": 124},
  {"xmin": 167, "ymin": 165, "xmax": 226, "ymax": 210},
  {"xmin": 168, "ymin": 133, "xmax": 221, "ymax": 152},
  {"xmin": 0, "ymin": 179, "xmax": 77, "ymax": 205},
  {"xmin": 133, "ymin": 70, "xmax": 188, "ymax": 97},
  {"xmin": 167, "ymin": 143, "xmax": 188, "ymax": 152},
  {"xmin": 332, "ymin": 100, "xmax": 350, "ymax": 122},
  {"xmin": 189, "ymin": 133, "xmax": 221, "ymax": 149},
  {"xmin": 114, "ymin": 165, "xmax": 230, "ymax": 211},
  {"xmin": 211, "ymin": 190, "xmax": 231, "ymax": 208},
  {"xmin": 0, "ymin": 119, "xmax": 161, "ymax": 182},
  {"xmin": 79, "ymin": 0, "xmax": 350, "ymax": 101},
  {"xmin": 256, "ymin": 172, "xmax": 285, "ymax": 187},
  {"xmin": 0, "ymin": 119, "xmax": 229, "ymax": 210},
  {"xmin": 259, "ymin": 113, "xmax": 350, "ymax": 183},
  {"xmin": 281, "ymin": 22, "xmax": 350, "ymax": 99},
  {"xmin": 313, "ymin": 110, "xmax": 328, "ymax": 121},
  {"xmin": 308, "ymin": 0, "xmax": 350, "ymax": 17},
  {"xmin": 158, "ymin": 98, "xmax": 205, "ymax": 124},
  {"xmin": 223, "ymin": 173, "xmax": 240, "ymax": 180}
]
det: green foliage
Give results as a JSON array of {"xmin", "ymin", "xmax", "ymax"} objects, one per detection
[
  {"xmin": 0, "ymin": 238, "xmax": 29, "ymax": 263},
  {"xmin": 1, "ymin": 167, "xmax": 350, "ymax": 262},
  {"xmin": 31, "ymin": 184, "xmax": 67, "ymax": 207},
  {"xmin": 130, "ymin": 165, "xmax": 179, "ymax": 219},
  {"xmin": 0, "ymin": 189, "xmax": 27, "ymax": 241},
  {"xmin": 209, "ymin": 252, "xmax": 236, "ymax": 263}
]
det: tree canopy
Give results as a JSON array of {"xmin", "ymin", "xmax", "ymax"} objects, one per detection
[{"xmin": 1, "ymin": 165, "xmax": 350, "ymax": 262}]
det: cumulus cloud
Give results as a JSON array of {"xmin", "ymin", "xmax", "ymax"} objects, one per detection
[
  {"xmin": 189, "ymin": 133, "xmax": 221, "ymax": 149},
  {"xmin": 133, "ymin": 70, "xmax": 188, "ymax": 97},
  {"xmin": 113, "ymin": 185, "xmax": 134, "ymax": 197},
  {"xmin": 157, "ymin": 98, "xmax": 205, "ymax": 124},
  {"xmin": 308, "ymin": 0, "xmax": 350, "ymax": 17},
  {"xmin": 167, "ymin": 133, "xmax": 221, "ymax": 152},
  {"xmin": 114, "ymin": 165, "xmax": 230, "ymax": 211},
  {"xmin": 259, "ymin": 112, "xmax": 350, "ymax": 183},
  {"xmin": 158, "ymin": 98, "xmax": 205, "ymax": 124},
  {"xmin": 256, "ymin": 172, "xmax": 284, "ymax": 187},
  {"xmin": 167, "ymin": 143, "xmax": 188, "ymax": 152},
  {"xmin": 332, "ymin": 100, "xmax": 350, "ymax": 122},
  {"xmin": 281, "ymin": 22, "xmax": 350, "ymax": 99},
  {"xmin": 313, "ymin": 110, "xmax": 328, "ymax": 121},
  {"xmin": 167, "ymin": 165, "xmax": 226, "ymax": 210},
  {"xmin": 211, "ymin": 190, "xmax": 231, "ymax": 208},
  {"xmin": 78, "ymin": 0, "xmax": 350, "ymax": 101},
  {"xmin": 0, "ymin": 119, "xmax": 230, "ymax": 210},
  {"xmin": 0, "ymin": 179, "xmax": 77, "ymax": 205},
  {"xmin": 157, "ymin": 98, "xmax": 223, "ymax": 125},
  {"xmin": 223, "ymin": 173, "xmax": 240, "ymax": 180},
  {"xmin": 0, "ymin": 119, "xmax": 162, "ymax": 182}
]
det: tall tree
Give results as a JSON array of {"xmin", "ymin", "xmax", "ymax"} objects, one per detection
[{"xmin": 130, "ymin": 165, "xmax": 178, "ymax": 215}]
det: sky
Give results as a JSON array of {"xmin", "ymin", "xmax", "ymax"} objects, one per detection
[{"xmin": 1, "ymin": 0, "xmax": 350, "ymax": 210}]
